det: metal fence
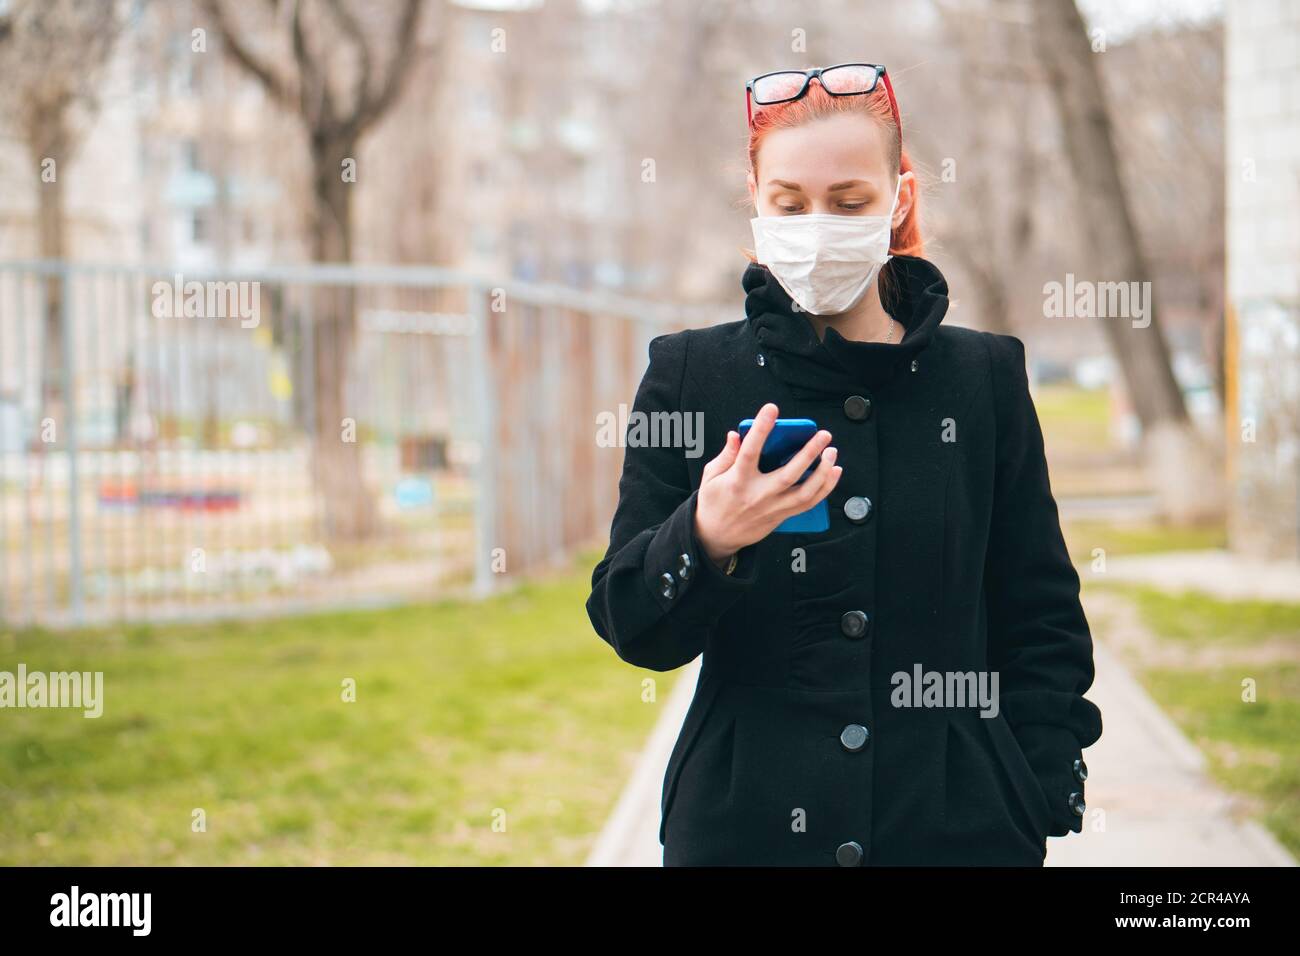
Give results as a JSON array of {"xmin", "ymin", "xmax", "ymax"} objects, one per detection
[{"xmin": 0, "ymin": 260, "xmax": 707, "ymax": 628}]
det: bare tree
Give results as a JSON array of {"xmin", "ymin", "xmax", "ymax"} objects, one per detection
[
  {"xmin": 1098, "ymin": 22, "xmax": 1225, "ymax": 404},
  {"xmin": 914, "ymin": 0, "xmax": 1051, "ymax": 337},
  {"xmin": 0, "ymin": 0, "xmax": 128, "ymax": 420},
  {"xmin": 1030, "ymin": 0, "xmax": 1220, "ymax": 521},
  {"xmin": 202, "ymin": 0, "xmax": 430, "ymax": 541}
]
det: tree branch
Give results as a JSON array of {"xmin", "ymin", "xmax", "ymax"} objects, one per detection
[
  {"xmin": 290, "ymin": 0, "xmax": 331, "ymax": 129},
  {"xmin": 322, "ymin": 0, "xmax": 371, "ymax": 120},
  {"xmin": 354, "ymin": 0, "xmax": 422, "ymax": 136},
  {"xmin": 202, "ymin": 0, "xmax": 293, "ymax": 106}
]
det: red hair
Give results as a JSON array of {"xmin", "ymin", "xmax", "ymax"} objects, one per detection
[{"xmin": 744, "ymin": 79, "xmax": 924, "ymax": 301}]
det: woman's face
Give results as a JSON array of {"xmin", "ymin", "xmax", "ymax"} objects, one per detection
[{"xmin": 748, "ymin": 110, "xmax": 913, "ymax": 225}]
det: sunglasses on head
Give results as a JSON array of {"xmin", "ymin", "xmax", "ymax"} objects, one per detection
[{"xmin": 745, "ymin": 62, "xmax": 902, "ymax": 148}]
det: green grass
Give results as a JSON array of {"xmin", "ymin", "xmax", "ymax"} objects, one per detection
[
  {"xmin": 1061, "ymin": 518, "xmax": 1298, "ymax": 855},
  {"xmin": 1098, "ymin": 581, "xmax": 1300, "ymax": 856},
  {"xmin": 0, "ymin": 551, "xmax": 678, "ymax": 865},
  {"xmin": 1116, "ymin": 584, "xmax": 1300, "ymax": 647},
  {"xmin": 1063, "ymin": 519, "xmax": 1229, "ymax": 566},
  {"xmin": 1035, "ymin": 385, "xmax": 1113, "ymax": 452},
  {"xmin": 1142, "ymin": 662, "xmax": 1300, "ymax": 854}
]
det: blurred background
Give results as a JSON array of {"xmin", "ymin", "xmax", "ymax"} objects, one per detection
[{"xmin": 0, "ymin": 0, "xmax": 1295, "ymax": 866}]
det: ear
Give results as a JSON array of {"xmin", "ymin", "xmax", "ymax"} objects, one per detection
[
  {"xmin": 892, "ymin": 170, "xmax": 916, "ymax": 229},
  {"xmin": 746, "ymin": 170, "xmax": 758, "ymax": 207}
]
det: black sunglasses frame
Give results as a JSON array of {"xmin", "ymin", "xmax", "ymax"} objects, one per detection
[{"xmin": 745, "ymin": 62, "xmax": 902, "ymax": 148}]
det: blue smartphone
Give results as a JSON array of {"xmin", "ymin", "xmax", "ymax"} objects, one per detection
[{"xmin": 736, "ymin": 417, "xmax": 830, "ymax": 533}]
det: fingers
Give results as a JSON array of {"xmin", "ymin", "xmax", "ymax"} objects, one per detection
[
  {"xmin": 702, "ymin": 430, "xmax": 741, "ymax": 481},
  {"xmin": 769, "ymin": 429, "xmax": 833, "ymax": 489},
  {"xmin": 735, "ymin": 403, "xmax": 778, "ymax": 474},
  {"xmin": 773, "ymin": 446, "xmax": 842, "ymax": 514}
]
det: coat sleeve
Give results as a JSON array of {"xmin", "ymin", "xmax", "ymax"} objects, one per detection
[
  {"xmin": 586, "ymin": 330, "xmax": 759, "ymax": 671},
  {"xmin": 983, "ymin": 333, "xmax": 1103, "ymax": 837}
]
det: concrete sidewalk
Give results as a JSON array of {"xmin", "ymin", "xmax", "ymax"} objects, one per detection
[
  {"xmin": 584, "ymin": 660, "xmax": 696, "ymax": 866},
  {"xmin": 586, "ymin": 600, "xmax": 1295, "ymax": 867}
]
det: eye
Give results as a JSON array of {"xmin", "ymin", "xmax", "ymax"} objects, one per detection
[
  {"xmin": 778, "ymin": 204, "xmax": 802, "ymax": 214},
  {"xmin": 839, "ymin": 201, "xmax": 867, "ymax": 211}
]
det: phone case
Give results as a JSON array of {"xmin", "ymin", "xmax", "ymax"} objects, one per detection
[
  {"xmin": 737, "ymin": 418, "xmax": 831, "ymax": 534},
  {"xmin": 774, "ymin": 499, "xmax": 829, "ymax": 533}
]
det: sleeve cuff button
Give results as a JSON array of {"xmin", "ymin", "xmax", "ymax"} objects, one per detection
[
  {"xmin": 1068, "ymin": 792, "xmax": 1086, "ymax": 817},
  {"xmin": 1073, "ymin": 758, "xmax": 1088, "ymax": 783},
  {"xmin": 659, "ymin": 573, "xmax": 676, "ymax": 599}
]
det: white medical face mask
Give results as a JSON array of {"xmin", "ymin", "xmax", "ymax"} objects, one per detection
[{"xmin": 750, "ymin": 175, "xmax": 902, "ymax": 316}]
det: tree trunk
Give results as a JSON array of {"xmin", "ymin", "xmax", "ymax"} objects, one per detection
[
  {"xmin": 309, "ymin": 134, "xmax": 377, "ymax": 541},
  {"xmin": 969, "ymin": 265, "xmax": 1015, "ymax": 336},
  {"xmin": 32, "ymin": 117, "xmax": 68, "ymax": 429},
  {"xmin": 1032, "ymin": 0, "xmax": 1222, "ymax": 522}
]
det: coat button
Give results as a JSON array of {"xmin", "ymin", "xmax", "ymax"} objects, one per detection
[
  {"xmin": 843, "ymin": 395, "xmax": 872, "ymax": 421},
  {"xmin": 840, "ymin": 610, "xmax": 869, "ymax": 639},
  {"xmin": 1073, "ymin": 758, "xmax": 1088, "ymax": 783},
  {"xmin": 756, "ymin": 353, "xmax": 766, "ymax": 367},
  {"xmin": 677, "ymin": 552, "xmax": 693, "ymax": 581},
  {"xmin": 659, "ymin": 572, "xmax": 676, "ymax": 599},
  {"xmin": 844, "ymin": 496, "xmax": 872, "ymax": 524},
  {"xmin": 839, "ymin": 724, "xmax": 870, "ymax": 752},
  {"xmin": 1068, "ymin": 791, "xmax": 1086, "ymax": 816},
  {"xmin": 835, "ymin": 841, "xmax": 864, "ymax": 866}
]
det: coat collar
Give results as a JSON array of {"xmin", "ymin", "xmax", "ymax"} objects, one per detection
[{"xmin": 743, "ymin": 255, "xmax": 950, "ymax": 394}]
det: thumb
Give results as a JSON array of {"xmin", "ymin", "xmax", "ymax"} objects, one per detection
[{"xmin": 702, "ymin": 430, "xmax": 740, "ymax": 481}]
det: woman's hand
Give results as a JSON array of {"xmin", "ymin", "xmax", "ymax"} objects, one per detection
[{"xmin": 693, "ymin": 403, "xmax": 842, "ymax": 567}]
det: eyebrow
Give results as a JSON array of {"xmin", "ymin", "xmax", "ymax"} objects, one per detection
[{"xmin": 766, "ymin": 179, "xmax": 871, "ymax": 192}]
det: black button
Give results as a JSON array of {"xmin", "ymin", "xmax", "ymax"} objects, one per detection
[
  {"xmin": 843, "ymin": 395, "xmax": 872, "ymax": 421},
  {"xmin": 844, "ymin": 496, "xmax": 872, "ymax": 524},
  {"xmin": 835, "ymin": 841, "xmax": 864, "ymax": 866},
  {"xmin": 677, "ymin": 552, "xmax": 692, "ymax": 581},
  {"xmin": 840, "ymin": 610, "xmax": 869, "ymax": 639},
  {"xmin": 840, "ymin": 724, "xmax": 870, "ymax": 752},
  {"xmin": 659, "ymin": 573, "xmax": 676, "ymax": 600},
  {"xmin": 1068, "ymin": 792, "xmax": 1086, "ymax": 817},
  {"xmin": 1073, "ymin": 758, "xmax": 1088, "ymax": 783}
]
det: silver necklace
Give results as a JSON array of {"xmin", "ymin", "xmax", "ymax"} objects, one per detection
[{"xmin": 883, "ymin": 317, "xmax": 897, "ymax": 344}]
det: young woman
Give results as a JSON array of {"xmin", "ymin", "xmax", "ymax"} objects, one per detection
[{"xmin": 586, "ymin": 64, "xmax": 1102, "ymax": 866}]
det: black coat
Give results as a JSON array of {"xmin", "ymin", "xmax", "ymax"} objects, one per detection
[{"xmin": 586, "ymin": 256, "xmax": 1103, "ymax": 866}]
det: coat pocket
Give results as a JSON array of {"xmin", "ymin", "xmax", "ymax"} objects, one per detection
[
  {"xmin": 982, "ymin": 712, "xmax": 1053, "ymax": 842},
  {"xmin": 942, "ymin": 710, "xmax": 1047, "ymax": 863},
  {"xmin": 659, "ymin": 673, "xmax": 725, "ymax": 846}
]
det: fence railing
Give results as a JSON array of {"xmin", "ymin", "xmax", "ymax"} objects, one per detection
[{"xmin": 0, "ymin": 259, "xmax": 717, "ymax": 628}]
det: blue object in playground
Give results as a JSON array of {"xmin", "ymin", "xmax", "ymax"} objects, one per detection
[{"xmin": 395, "ymin": 476, "xmax": 436, "ymax": 510}]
